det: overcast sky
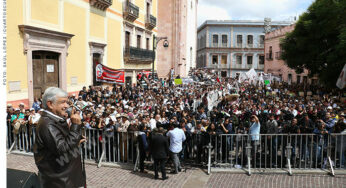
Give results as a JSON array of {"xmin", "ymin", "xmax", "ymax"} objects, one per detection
[{"xmin": 197, "ymin": 0, "xmax": 315, "ymax": 26}]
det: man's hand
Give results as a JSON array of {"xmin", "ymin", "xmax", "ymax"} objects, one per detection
[
  {"xmin": 79, "ymin": 135, "xmax": 86, "ymax": 146},
  {"xmin": 71, "ymin": 107, "xmax": 82, "ymax": 125}
]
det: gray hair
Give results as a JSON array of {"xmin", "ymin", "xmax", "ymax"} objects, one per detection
[{"xmin": 42, "ymin": 87, "xmax": 68, "ymax": 109}]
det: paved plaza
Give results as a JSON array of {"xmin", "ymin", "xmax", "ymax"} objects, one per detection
[{"xmin": 6, "ymin": 153, "xmax": 346, "ymax": 188}]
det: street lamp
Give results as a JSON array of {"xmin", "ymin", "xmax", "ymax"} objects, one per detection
[{"xmin": 152, "ymin": 35, "xmax": 169, "ymax": 79}]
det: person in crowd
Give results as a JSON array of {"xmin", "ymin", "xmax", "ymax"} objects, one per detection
[
  {"xmin": 167, "ymin": 123, "xmax": 186, "ymax": 174},
  {"xmin": 150, "ymin": 128, "xmax": 170, "ymax": 180},
  {"xmin": 6, "ymin": 68, "xmax": 346, "ymax": 173},
  {"xmin": 137, "ymin": 125, "xmax": 149, "ymax": 173}
]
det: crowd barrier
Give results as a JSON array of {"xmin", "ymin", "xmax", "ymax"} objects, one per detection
[{"xmin": 6, "ymin": 123, "xmax": 346, "ymax": 175}]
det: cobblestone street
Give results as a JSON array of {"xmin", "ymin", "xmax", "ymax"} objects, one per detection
[{"xmin": 7, "ymin": 153, "xmax": 346, "ymax": 188}]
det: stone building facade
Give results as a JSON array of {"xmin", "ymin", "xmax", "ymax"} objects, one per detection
[
  {"xmin": 197, "ymin": 20, "xmax": 292, "ymax": 78},
  {"xmin": 156, "ymin": 0, "xmax": 198, "ymax": 78},
  {"xmin": 264, "ymin": 24, "xmax": 317, "ymax": 84}
]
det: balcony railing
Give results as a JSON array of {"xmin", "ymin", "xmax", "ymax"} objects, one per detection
[
  {"xmin": 145, "ymin": 15, "xmax": 156, "ymax": 30},
  {"xmin": 246, "ymin": 64, "xmax": 253, "ymax": 69},
  {"xmin": 233, "ymin": 63, "xmax": 242, "ymax": 69},
  {"xmin": 247, "ymin": 43, "xmax": 253, "ymax": 48},
  {"xmin": 212, "ymin": 43, "xmax": 218, "ymax": 47},
  {"xmin": 220, "ymin": 64, "xmax": 228, "ymax": 68},
  {"xmin": 124, "ymin": 46, "xmax": 155, "ymax": 63},
  {"xmin": 123, "ymin": 1, "xmax": 139, "ymax": 21},
  {"xmin": 258, "ymin": 64, "xmax": 264, "ymax": 70},
  {"xmin": 236, "ymin": 43, "xmax": 243, "ymax": 48},
  {"xmin": 90, "ymin": 0, "xmax": 112, "ymax": 11},
  {"xmin": 258, "ymin": 43, "xmax": 264, "ymax": 48}
]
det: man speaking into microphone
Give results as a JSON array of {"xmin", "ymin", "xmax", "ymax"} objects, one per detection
[{"xmin": 33, "ymin": 87, "xmax": 86, "ymax": 188}]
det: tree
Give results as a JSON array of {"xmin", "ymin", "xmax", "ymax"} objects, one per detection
[{"xmin": 280, "ymin": 0, "xmax": 346, "ymax": 87}]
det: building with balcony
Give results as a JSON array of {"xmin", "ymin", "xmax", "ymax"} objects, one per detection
[
  {"xmin": 197, "ymin": 20, "xmax": 292, "ymax": 78},
  {"xmin": 7, "ymin": 0, "xmax": 157, "ymax": 108},
  {"xmin": 264, "ymin": 24, "xmax": 317, "ymax": 84},
  {"xmin": 156, "ymin": 0, "xmax": 198, "ymax": 78}
]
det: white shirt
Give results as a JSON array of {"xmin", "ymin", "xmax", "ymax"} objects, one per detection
[
  {"xmin": 29, "ymin": 113, "xmax": 41, "ymax": 124},
  {"xmin": 167, "ymin": 128, "xmax": 186, "ymax": 153},
  {"xmin": 149, "ymin": 118, "xmax": 156, "ymax": 130}
]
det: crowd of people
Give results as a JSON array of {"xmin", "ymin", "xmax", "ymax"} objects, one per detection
[{"xmin": 7, "ymin": 69, "xmax": 346, "ymax": 177}]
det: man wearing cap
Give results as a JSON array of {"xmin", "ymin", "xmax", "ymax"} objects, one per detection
[
  {"xmin": 19, "ymin": 102, "xmax": 26, "ymax": 114},
  {"xmin": 11, "ymin": 108, "xmax": 26, "ymax": 135},
  {"xmin": 28, "ymin": 108, "xmax": 41, "ymax": 136},
  {"xmin": 33, "ymin": 87, "xmax": 86, "ymax": 188},
  {"xmin": 118, "ymin": 113, "xmax": 130, "ymax": 161}
]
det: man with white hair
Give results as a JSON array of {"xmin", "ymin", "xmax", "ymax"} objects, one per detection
[{"xmin": 33, "ymin": 87, "xmax": 86, "ymax": 188}]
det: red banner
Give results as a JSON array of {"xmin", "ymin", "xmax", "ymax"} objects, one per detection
[{"xmin": 95, "ymin": 62, "xmax": 125, "ymax": 84}]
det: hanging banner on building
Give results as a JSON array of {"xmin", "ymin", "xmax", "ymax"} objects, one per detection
[{"xmin": 95, "ymin": 62, "xmax": 125, "ymax": 84}]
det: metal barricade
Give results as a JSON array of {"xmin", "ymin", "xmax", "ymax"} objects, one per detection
[
  {"xmin": 6, "ymin": 123, "xmax": 346, "ymax": 175},
  {"xmin": 202, "ymin": 133, "xmax": 346, "ymax": 175}
]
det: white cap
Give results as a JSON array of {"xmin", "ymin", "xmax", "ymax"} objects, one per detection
[{"xmin": 29, "ymin": 108, "xmax": 35, "ymax": 111}]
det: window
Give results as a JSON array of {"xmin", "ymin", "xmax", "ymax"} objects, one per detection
[
  {"xmin": 297, "ymin": 75, "xmax": 301, "ymax": 84},
  {"xmin": 222, "ymin": 35, "xmax": 228, "ymax": 47},
  {"xmin": 259, "ymin": 55, "xmax": 264, "ymax": 64},
  {"xmin": 221, "ymin": 71, "xmax": 227, "ymax": 77},
  {"xmin": 288, "ymin": 74, "xmax": 292, "ymax": 84},
  {"xmin": 236, "ymin": 73, "xmax": 240, "ymax": 79},
  {"xmin": 269, "ymin": 46, "xmax": 273, "ymax": 59},
  {"xmin": 137, "ymin": 35, "xmax": 141, "ymax": 48},
  {"xmin": 247, "ymin": 35, "xmax": 253, "ymax": 47},
  {"xmin": 247, "ymin": 56, "xmax": 253, "ymax": 64},
  {"xmin": 146, "ymin": 38, "xmax": 150, "ymax": 50},
  {"xmin": 237, "ymin": 35, "xmax": 242, "ymax": 47},
  {"xmin": 212, "ymin": 55, "xmax": 218, "ymax": 64},
  {"xmin": 125, "ymin": 31, "xmax": 130, "ymax": 48},
  {"xmin": 221, "ymin": 55, "xmax": 227, "ymax": 64},
  {"xmin": 146, "ymin": 2, "xmax": 151, "ymax": 17},
  {"xmin": 259, "ymin": 35, "xmax": 265, "ymax": 47},
  {"xmin": 212, "ymin": 35, "xmax": 218, "ymax": 47},
  {"xmin": 236, "ymin": 55, "xmax": 242, "ymax": 64}
]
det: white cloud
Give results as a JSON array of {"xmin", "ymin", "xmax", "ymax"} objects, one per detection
[
  {"xmin": 197, "ymin": 0, "xmax": 315, "ymax": 26},
  {"xmin": 198, "ymin": 3, "xmax": 231, "ymax": 25}
]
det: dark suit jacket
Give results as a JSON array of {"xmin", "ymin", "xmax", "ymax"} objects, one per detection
[
  {"xmin": 150, "ymin": 133, "xmax": 169, "ymax": 159},
  {"xmin": 33, "ymin": 111, "xmax": 85, "ymax": 188}
]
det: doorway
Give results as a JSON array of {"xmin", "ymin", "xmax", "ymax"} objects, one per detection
[
  {"xmin": 93, "ymin": 53, "xmax": 101, "ymax": 86},
  {"xmin": 32, "ymin": 51, "xmax": 60, "ymax": 99}
]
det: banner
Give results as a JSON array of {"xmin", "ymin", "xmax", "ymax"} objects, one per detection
[
  {"xmin": 336, "ymin": 64, "xmax": 346, "ymax": 89},
  {"xmin": 264, "ymin": 80, "xmax": 270, "ymax": 85},
  {"xmin": 174, "ymin": 79, "xmax": 183, "ymax": 85},
  {"xmin": 95, "ymin": 62, "xmax": 125, "ymax": 84}
]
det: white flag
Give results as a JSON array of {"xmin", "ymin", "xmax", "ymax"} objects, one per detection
[{"xmin": 336, "ymin": 64, "xmax": 346, "ymax": 89}]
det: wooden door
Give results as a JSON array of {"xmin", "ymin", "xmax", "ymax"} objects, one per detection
[{"xmin": 33, "ymin": 51, "xmax": 59, "ymax": 99}]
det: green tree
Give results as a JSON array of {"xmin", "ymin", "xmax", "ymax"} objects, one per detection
[{"xmin": 280, "ymin": 0, "xmax": 346, "ymax": 87}]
